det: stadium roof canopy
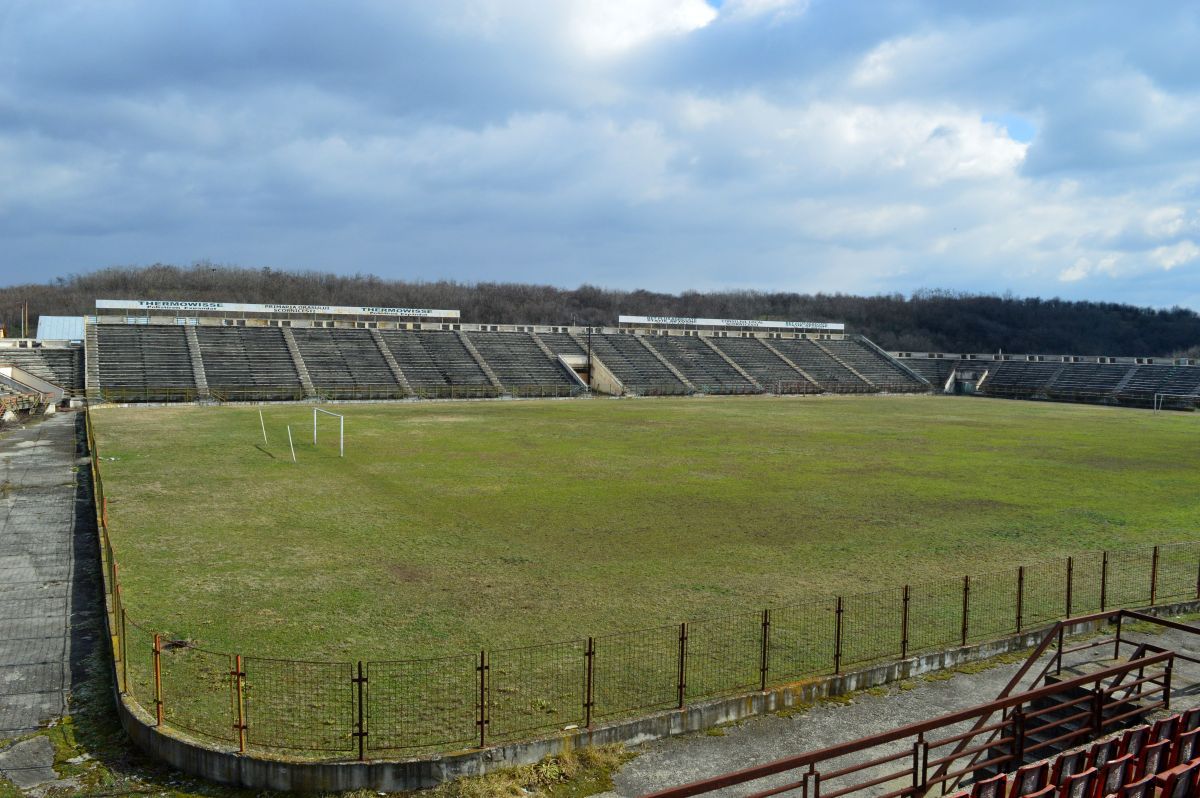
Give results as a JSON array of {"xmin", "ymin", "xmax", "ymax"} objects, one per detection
[{"xmin": 35, "ymin": 315, "xmax": 86, "ymax": 341}]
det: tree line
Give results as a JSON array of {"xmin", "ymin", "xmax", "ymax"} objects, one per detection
[{"xmin": 2, "ymin": 263, "xmax": 1198, "ymax": 357}]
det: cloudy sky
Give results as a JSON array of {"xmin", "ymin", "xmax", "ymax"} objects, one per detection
[{"xmin": 2, "ymin": 1, "xmax": 1199, "ymax": 306}]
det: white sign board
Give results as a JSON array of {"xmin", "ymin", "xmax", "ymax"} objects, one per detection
[
  {"xmin": 97, "ymin": 299, "xmax": 460, "ymax": 319},
  {"xmin": 619, "ymin": 315, "xmax": 844, "ymax": 331}
]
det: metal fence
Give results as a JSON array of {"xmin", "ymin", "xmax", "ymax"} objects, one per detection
[{"xmin": 86, "ymin": 409, "xmax": 1200, "ymax": 760}]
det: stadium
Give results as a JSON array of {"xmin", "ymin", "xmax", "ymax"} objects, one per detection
[{"xmin": 2, "ymin": 295, "xmax": 1200, "ymax": 797}]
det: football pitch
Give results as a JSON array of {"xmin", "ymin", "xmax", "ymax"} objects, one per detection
[{"xmin": 93, "ymin": 395, "xmax": 1200, "ymax": 661}]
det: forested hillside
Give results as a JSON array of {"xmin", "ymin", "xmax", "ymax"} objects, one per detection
[{"xmin": 3, "ymin": 264, "xmax": 1198, "ymax": 356}]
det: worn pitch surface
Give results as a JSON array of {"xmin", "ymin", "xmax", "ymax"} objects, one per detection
[{"xmin": 92, "ymin": 396, "xmax": 1200, "ymax": 660}]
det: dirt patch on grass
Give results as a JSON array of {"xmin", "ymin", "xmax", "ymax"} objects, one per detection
[{"xmin": 389, "ymin": 563, "xmax": 430, "ymax": 583}]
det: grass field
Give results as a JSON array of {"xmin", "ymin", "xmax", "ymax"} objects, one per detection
[{"xmin": 94, "ymin": 395, "xmax": 1200, "ymax": 662}]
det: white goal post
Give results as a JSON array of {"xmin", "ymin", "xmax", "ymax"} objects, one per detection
[
  {"xmin": 313, "ymin": 408, "xmax": 345, "ymax": 457},
  {"xmin": 1153, "ymin": 393, "xmax": 1198, "ymax": 413}
]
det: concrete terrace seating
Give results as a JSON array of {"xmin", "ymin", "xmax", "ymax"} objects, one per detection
[
  {"xmin": 0, "ymin": 347, "xmax": 84, "ymax": 395},
  {"xmin": 196, "ymin": 327, "xmax": 304, "ymax": 399},
  {"xmin": 379, "ymin": 330, "xmax": 497, "ymax": 396},
  {"xmin": 291, "ymin": 328, "xmax": 402, "ymax": 397},
  {"xmin": 537, "ymin": 332, "xmax": 587, "ymax": 356},
  {"xmin": 643, "ymin": 335, "xmax": 758, "ymax": 393},
  {"xmin": 1044, "ymin": 363, "xmax": 1129, "ymax": 400},
  {"xmin": 709, "ymin": 337, "xmax": 816, "ymax": 393},
  {"xmin": 770, "ymin": 338, "xmax": 872, "ymax": 392},
  {"xmin": 901, "ymin": 358, "xmax": 965, "ymax": 389},
  {"xmin": 1117, "ymin": 365, "xmax": 1200, "ymax": 408},
  {"xmin": 96, "ymin": 324, "xmax": 195, "ymax": 399},
  {"xmin": 823, "ymin": 339, "xmax": 926, "ymax": 391},
  {"xmin": 588, "ymin": 333, "xmax": 688, "ymax": 394},
  {"xmin": 465, "ymin": 331, "xmax": 575, "ymax": 390},
  {"xmin": 980, "ymin": 362, "xmax": 1061, "ymax": 398}
]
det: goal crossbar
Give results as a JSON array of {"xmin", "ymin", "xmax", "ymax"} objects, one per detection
[
  {"xmin": 1153, "ymin": 393, "xmax": 1199, "ymax": 412},
  {"xmin": 313, "ymin": 408, "xmax": 345, "ymax": 457}
]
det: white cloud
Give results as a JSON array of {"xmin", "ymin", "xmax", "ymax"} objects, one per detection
[
  {"xmin": 566, "ymin": 0, "xmax": 716, "ymax": 57},
  {"xmin": 1151, "ymin": 240, "xmax": 1200, "ymax": 270}
]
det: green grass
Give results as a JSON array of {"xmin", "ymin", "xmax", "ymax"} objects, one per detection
[
  {"xmin": 91, "ymin": 395, "xmax": 1200, "ymax": 754},
  {"xmin": 94, "ymin": 395, "xmax": 1200, "ymax": 658}
]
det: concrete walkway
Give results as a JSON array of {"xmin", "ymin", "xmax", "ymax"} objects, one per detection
[
  {"xmin": 601, "ymin": 625, "xmax": 1200, "ymax": 797},
  {"xmin": 0, "ymin": 413, "xmax": 99, "ymax": 789}
]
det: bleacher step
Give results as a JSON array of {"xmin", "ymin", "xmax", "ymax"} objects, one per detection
[
  {"xmin": 812, "ymin": 338, "xmax": 875, "ymax": 389},
  {"xmin": 757, "ymin": 338, "xmax": 819, "ymax": 388},
  {"xmin": 281, "ymin": 327, "xmax": 317, "ymax": 398}
]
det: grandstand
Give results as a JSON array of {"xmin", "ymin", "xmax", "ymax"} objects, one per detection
[
  {"xmin": 67, "ymin": 299, "xmax": 938, "ymax": 401},
  {"xmin": 12, "ymin": 297, "xmax": 1200, "ymax": 411},
  {"xmin": 895, "ymin": 352, "xmax": 1200, "ymax": 409}
]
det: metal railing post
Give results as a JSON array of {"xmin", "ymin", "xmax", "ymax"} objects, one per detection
[
  {"xmin": 911, "ymin": 734, "xmax": 925, "ymax": 795},
  {"xmin": 585, "ymin": 637, "xmax": 595, "ymax": 728},
  {"xmin": 153, "ymin": 633, "xmax": 163, "ymax": 726},
  {"xmin": 1101, "ymin": 551, "xmax": 1109, "ymax": 610},
  {"xmin": 1012, "ymin": 705, "xmax": 1026, "ymax": 767},
  {"xmin": 961, "ymin": 576, "xmax": 970, "ymax": 646},
  {"xmin": 1016, "ymin": 566, "xmax": 1025, "ymax": 634},
  {"xmin": 901, "ymin": 586, "xmax": 910, "ymax": 661},
  {"xmin": 1091, "ymin": 685, "xmax": 1104, "ymax": 735},
  {"xmin": 1056, "ymin": 626, "xmax": 1065, "ymax": 675},
  {"xmin": 759, "ymin": 610, "xmax": 771, "ymax": 692},
  {"xmin": 1114, "ymin": 614, "xmax": 1123, "ymax": 660},
  {"xmin": 477, "ymin": 650, "xmax": 489, "ymax": 748},
  {"xmin": 1164, "ymin": 658, "xmax": 1173, "ymax": 712},
  {"xmin": 1150, "ymin": 546, "xmax": 1160, "ymax": 605},
  {"xmin": 834, "ymin": 597, "xmax": 844, "ymax": 675},
  {"xmin": 677, "ymin": 623, "xmax": 688, "ymax": 709},
  {"xmin": 233, "ymin": 654, "xmax": 246, "ymax": 753}
]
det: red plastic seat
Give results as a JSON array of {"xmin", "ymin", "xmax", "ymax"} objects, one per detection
[
  {"xmin": 1114, "ymin": 774, "xmax": 1154, "ymax": 797},
  {"xmin": 1088, "ymin": 738, "xmax": 1119, "ymax": 769},
  {"xmin": 1095, "ymin": 753, "xmax": 1134, "ymax": 798},
  {"xmin": 1058, "ymin": 766, "xmax": 1096, "ymax": 798},
  {"xmin": 1052, "ymin": 750, "xmax": 1088, "ymax": 786},
  {"xmin": 970, "ymin": 772, "xmax": 1008, "ymax": 798},
  {"xmin": 1155, "ymin": 760, "xmax": 1200, "ymax": 798},
  {"xmin": 1181, "ymin": 706, "xmax": 1200, "ymax": 733},
  {"xmin": 1172, "ymin": 726, "xmax": 1200, "ymax": 767},
  {"xmin": 1152, "ymin": 714, "xmax": 1181, "ymax": 743},
  {"xmin": 1136, "ymin": 738, "xmax": 1172, "ymax": 779},
  {"xmin": 1008, "ymin": 761, "xmax": 1048, "ymax": 797},
  {"xmin": 1119, "ymin": 725, "xmax": 1150, "ymax": 758}
]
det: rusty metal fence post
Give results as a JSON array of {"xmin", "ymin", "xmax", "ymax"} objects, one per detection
[
  {"xmin": 232, "ymin": 654, "xmax": 246, "ymax": 753},
  {"xmin": 120, "ymin": 608, "xmax": 128, "ymax": 695},
  {"xmin": 759, "ymin": 610, "xmax": 771, "ymax": 692},
  {"xmin": 1101, "ymin": 551, "xmax": 1109, "ymax": 610},
  {"xmin": 1016, "ymin": 566, "xmax": 1025, "ymax": 634},
  {"xmin": 476, "ymin": 650, "xmax": 489, "ymax": 748},
  {"xmin": 153, "ymin": 633, "xmax": 163, "ymax": 726},
  {"xmin": 901, "ymin": 585, "xmax": 910, "ymax": 661},
  {"xmin": 1065, "ymin": 557, "xmax": 1073, "ymax": 617},
  {"xmin": 834, "ymin": 597, "xmax": 844, "ymax": 675},
  {"xmin": 961, "ymin": 575, "xmax": 970, "ymax": 646},
  {"xmin": 584, "ymin": 637, "xmax": 595, "ymax": 727},
  {"xmin": 677, "ymin": 623, "xmax": 688, "ymax": 709},
  {"xmin": 353, "ymin": 661, "xmax": 367, "ymax": 761},
  {"xmin": 1151, "ymin": 545, "xmax": 1160, "ymax": 605}
]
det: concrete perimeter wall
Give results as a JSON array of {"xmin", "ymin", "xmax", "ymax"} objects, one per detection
[{"xmin": 107, "ymin": 600, "xmax": 1200, "ymax": 793}]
